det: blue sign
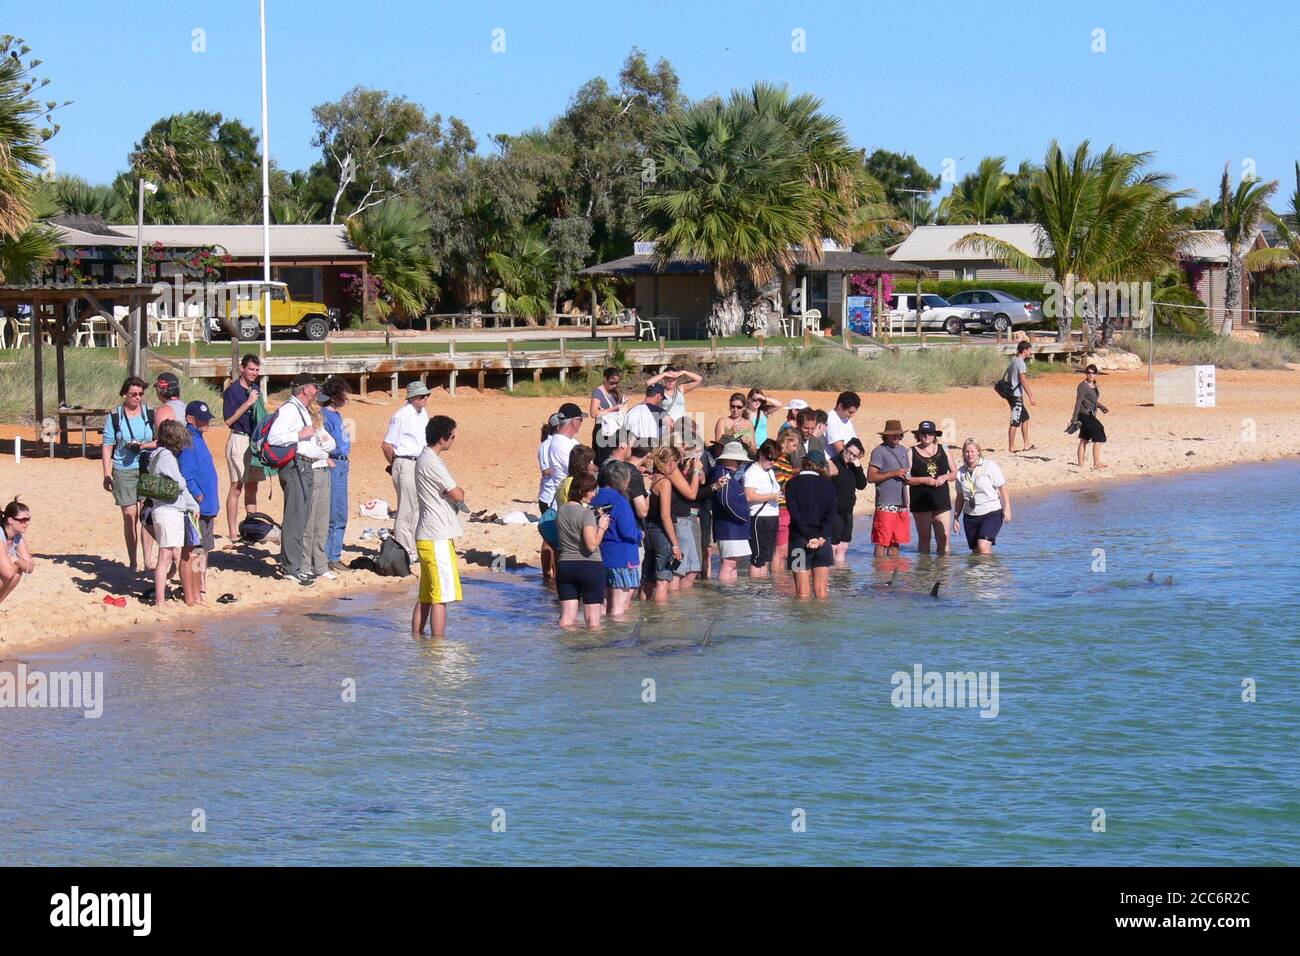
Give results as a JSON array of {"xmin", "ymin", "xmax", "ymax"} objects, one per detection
[{"xmin": 847, "ymin": 295, "xmax": 873, "ymax": 335}]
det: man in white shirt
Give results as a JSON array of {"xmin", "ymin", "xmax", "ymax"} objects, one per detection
[
  {"xmin": 623, "ymin": 384, "xmax": 666, "ymax": 447},
  {"xmin": 266, "ymin": 373, "xmax": 320, "ymax": 583},
  {"xmin": 413, "ymin": 414, "xmax": 464, "ymax": 638},
  {"xmin": 382, "ymin": 382, "xmax": 430, "ymax": 567},
  {"xmin": 826, "ymin": 391, "xmax": 861, "ymax": 455},
  {"xmin": 539, "ymin": 403, "xmax": 584, "ymax": 508}
]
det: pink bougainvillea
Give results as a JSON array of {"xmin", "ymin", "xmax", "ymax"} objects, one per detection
[{"xmin": 849, "ymin": 272, "xmax": 894, "ymax": 304}]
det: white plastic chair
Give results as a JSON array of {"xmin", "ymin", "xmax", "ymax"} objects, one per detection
[
  {"xmin": 800, "ymin": 309, "xmax": 822, "ymax": 334},
  {"xmin": 636, "ymin": 314, "xmax": 656, "ymax": 341}
]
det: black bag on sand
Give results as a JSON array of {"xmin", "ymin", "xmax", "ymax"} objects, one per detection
[
  {"xmin": 375, "ymin": 535, "xmax": 411, "ymax": 577},
  {"xmin": 239, "ymin": 511, "xmax": 278, "ymax": 543}
]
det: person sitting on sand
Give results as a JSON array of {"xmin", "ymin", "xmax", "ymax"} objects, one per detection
[
  {"xmin": 953, "ymin": 439, "xmax": 1011, "ymax": 555},
  {"xmin": 1070, "ymin": 364, "xmax": 1110, "ymax": 470},
  {"xmin": 178, "ymin": 401, "xmax": 220, "ymax": 602},
  {"xmin": 102, "ymin": 376, "xmax": 157, "ymax": 574},
  {"xmin": 784, "ymin": 450, "xmax": 836, "ymax": 599},
  {"xmin": 1004, "ymin": 340, "xmax": 1037, "ymax": 453},
  {"xmin": 148, "ymin": 420, "xmax": 201, "ymax": 608},
  {"xmin": 413, "ymin": 415, "xmax": 464, "ymax": 638},
  {"xmin": 0, "ymin": 497, "xmax": 34, "ymax": 606},
  {"xmin": 555, "ymin": 473, "xmax": 610, "ymax": 629}
]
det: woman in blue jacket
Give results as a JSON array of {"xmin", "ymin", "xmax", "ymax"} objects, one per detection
[
  {"xmin": 178, "ymin": 401, "xmax": 220, "ymax": 601},
  {"xmin": 592, "ymin": 460, "xmax": 643, "ymax": 618},
  {"xmin": 707, "ymin": 441, "xmax": 753, "ymax": 583},
  {"xmin": 320, "ymin": 377, "xmax": 352, "ymax": 572},
  {"xmin": 784, "ymin": 450, "xmax": 837, "ymax": 599}
]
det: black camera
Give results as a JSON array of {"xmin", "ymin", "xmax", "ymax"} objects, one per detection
[{"xmin": 126, "ymin": 441, "xmax": 142, "ymax": 453}]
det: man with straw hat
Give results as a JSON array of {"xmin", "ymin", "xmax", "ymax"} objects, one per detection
[
  {"xmin": 867, "ymin": 419, "xmax": 911, "ymax": 557},
  {"xmin": 382, "ymin": 381, "xmax": 431, "ymax": 568}
]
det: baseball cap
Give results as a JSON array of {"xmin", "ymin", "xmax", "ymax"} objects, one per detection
[
  {"xmin": 804, "ymin": 450, "xmax": 828, "ymax": 469},
  {"xmin": 645, "ymin": 383, "xmax": 666, "ymax": 397},
  {"xmin": 185, "ymin": 400, "xmax": 214, "ymax": 423},
  {"xmin": 155, "ymin": 372, "xmax": 179, "ymax": 389},
  {"xmin": 786, "ymin": 398, "xmax": 809, "ymax": 411},
  {"xmin": 557, "ymin": 402, "xmax": 584, "ymax": 421},
  {"xmin": 291, "ymin": 372, "xmax": 319, "ymax": 389}
]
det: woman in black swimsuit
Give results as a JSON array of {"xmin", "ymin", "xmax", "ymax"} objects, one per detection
[{"xmin": 906, "ymin": 420, "xmax": 956, "ymax": 554}]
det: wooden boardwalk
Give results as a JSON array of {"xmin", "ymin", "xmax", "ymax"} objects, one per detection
[{"xmin": 170, "ymin": 334, "xmax": 1087, "ymax": 395}]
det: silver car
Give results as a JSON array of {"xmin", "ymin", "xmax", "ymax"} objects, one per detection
[{"xmin": 946, "ymin": 290, "xmax": 1042, "ymax": 334}]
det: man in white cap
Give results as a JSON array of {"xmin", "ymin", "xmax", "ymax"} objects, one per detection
[{"xmin": 382, "ymin": 382, "xmax": 431, "ymax": 567}]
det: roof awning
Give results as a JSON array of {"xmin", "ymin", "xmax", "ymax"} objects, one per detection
[{"xmin": 580, "ymin": 251, "xmax": 932, "ymax": 278}]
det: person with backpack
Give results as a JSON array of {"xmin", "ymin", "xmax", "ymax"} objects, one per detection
[
  {"xmin": 178, "ymin": 401, "xmax": 220, "ymax": 601},
  {"xmin": 265, "ymin": 373, "xmax": 321, "ymax": 585},
  {"xmin": 223, "ymin": 354, "xmax": 263, "ymax": 547},
  {"xmin": 999, "ymin": 340, "xmax": 1037, "ymax": 453},
  {"xmin": 101, "ymin": 376, "xmax": 157, "ymax": 574},
  {"xmin": 146, "ymin": 420, "xmax": 200, "ymax": 607}
]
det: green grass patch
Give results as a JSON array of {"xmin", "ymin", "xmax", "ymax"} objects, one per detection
[
  {"xmin": 1115, "ymin": 334, "xmax": 1300, "ymax": 370},
  {"xmin": 713, "ymin": 346, "xmax": 1018, "ymax": 393},
  {"xmin": 0, "ymin": 349, "xmax": 222, "ymax": 425}
]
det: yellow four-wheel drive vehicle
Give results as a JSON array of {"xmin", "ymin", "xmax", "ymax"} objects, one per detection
[{"xmin": 211, "ymin": 281, "xmax": 338, "ymax": 341}]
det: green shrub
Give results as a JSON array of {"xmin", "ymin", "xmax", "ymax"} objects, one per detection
[
  {"xmin": 0, "ymin": 349, "xmax": 222, "ymax": 425},
  {"xmin": 714, "ymin": 346, "xmax": 1016, "ymax": 393},
  {"xmin": 1115, "ymin": 334, "xmax": 1300, "ymax": 370},
  {"xmin": 919, "ymin": 279, "xmax": 1050, "ymax": 302}
]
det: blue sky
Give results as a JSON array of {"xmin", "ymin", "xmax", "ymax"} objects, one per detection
[{"xmin": 15, "ymin": 0, "xmax": 1300, "ymax": 205}]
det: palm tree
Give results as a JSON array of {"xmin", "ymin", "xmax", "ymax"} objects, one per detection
[
  {"xmin": 488, "ymin": 225, "xmax": 554, "ymax": 324},
  {"xmin": 1216, "ymin": 165, "xmax": 1277, "ymax": 334},
  {"xmin": 639, "ymin": 83, "xmax": 878, "ymax": 334},
  {"xmin": 50, "ymin": 175, "xmax": 131, "ymax": 221},
  {"xmin": 345, "ymin": 199, "xmax": 438, "ymax": 324},
  {"xmin": 0, "ymin": 38, "xmax": 62, "ymax": 281},
  {"xmin": 0, "ymin": 181, "xmax": 59, "ymax": 284},
  {"xmin": 939, "ymin": 156, "xmax": 1011, "ymax": 224},
  {"xmin": 955, "ymin": 141, "xmax": 1193, "ymax": 342},
  {"xmin": 1245, "ymin": 161, "xmax": 1300, "ymax": 276}
]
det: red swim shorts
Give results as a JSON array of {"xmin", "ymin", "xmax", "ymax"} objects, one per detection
[
  {"xmin": 871, "ymin": 509, "xmax": 911, "ymax": 547},
  {"xmin": 776, "ymin": 505, "xmax": 790, "ymax": 548}
]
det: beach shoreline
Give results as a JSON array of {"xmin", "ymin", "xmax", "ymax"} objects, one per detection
[{"xmin": 2, "ymin": 363, "xmax": 1297, "ymax": 654}]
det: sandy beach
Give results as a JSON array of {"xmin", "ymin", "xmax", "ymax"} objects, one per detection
[{"xmin": 2, "ymin": 362, "xmax": 1297, "ymax": 652}]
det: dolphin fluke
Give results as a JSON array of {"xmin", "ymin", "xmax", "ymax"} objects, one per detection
[
  {"xmin": 887, "ymin": 569, "xmax": 899, "ymax": 587},
  {"xmin": 929, "ymin": 581, "xmax": 942, "ymax": 598}
]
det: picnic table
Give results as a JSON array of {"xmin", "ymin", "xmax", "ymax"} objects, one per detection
[{"xmin": 58, "ymin": 405, "xmax": 112, "ymax": 457}]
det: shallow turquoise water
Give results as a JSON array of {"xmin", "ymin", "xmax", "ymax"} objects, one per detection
[{"xmin": 2, "ymin": 460, "xmax": 1298, "ymax": 865}]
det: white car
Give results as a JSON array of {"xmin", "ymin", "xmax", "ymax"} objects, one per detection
[{"xmin": 887, "ymin": 294, "xmax": 987, "ymax": 335}]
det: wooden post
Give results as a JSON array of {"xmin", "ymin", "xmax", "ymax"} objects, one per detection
[
  {"xmin": 506, "ymin": 367, "xmax": 514, "ymax": 392},
  {"xmin": 657, "ymin": 336, "xmax": 665, "ymax": 358},
  {"xmin": 189, "ymin": 338, "xmax": 198, "ymax": 361},
  {"xmin": 390, "ymin": 340, "xmax": 399, "ymax": 359},
  {"xmin": 916, "ymin": 274, "xmax": 926, "ymax": 347},
  {"xmin": 559, "ymin": 366, "xmax": 568, "ymax": 384},
  {"xmin": 757, "ymin": 333, "xmax": 766, "ymax": 354},
  {"xmin": 449, "ymin": 369, "xmax": 457, "ymax": 397},
  {"xmin": 32, "ymin": 297, "xmax": 44, "ymax": 449},
  {"xmin": 533, "ymin": 368, "xmax": 542, "ymax": 384},
  {"xmin": 448, "ymin": 339, "xmax": 456, "ymax": 360},
  {"xmin": 359, "ymin": 373, "xmax": 369, "ymax": 395},
  {"xmin": 55, "ymin": 307, "xmax": 69, "ymax": 449},
  {"xmin": 803, "ymin": 328, "xmax": 812, "ymax": 349},
  {"xmin": 419, "ymin": 371, "xmax": 428, "ymax": 388},
  {"xmin": 710, "ymin": 335, "xmax": 717, "ymax": 358},
  {"xmin": 390, "ymin": 372, "xmax": 399, "ymax": 395},
  {"xmin": 477, "ymin": 368, "xmax": 485, "ymax": 393},
  {"xmin": 361, "ymin": 262, "xmax": 370, "ymax": 324},
  {"xmin": 606, "ymin": 336, "xmax": 614, "ymax": 357},
  {"xmin": 507, "ymin": 337, "xmax": 514, "ymax": 357},
  {"xmin": 876, "ymin": 275, "xmax": 885, "ymax": 344},
  {"xmin": 560, "ymin": 337, "xmax": 567, "ymax": 359},
  {"xmin": 323, "ymin": 340, "xmax": 332, "ymax": 359}
]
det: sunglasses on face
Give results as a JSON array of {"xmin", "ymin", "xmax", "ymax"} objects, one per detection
[
  {"xmin": 730, "ymin": 404, "xmax": 744, "ymax": 410},
  {"xmin": 12, "ymin": 516, "xmax": 30, "ymax": 524},
  {"xmin": 126, "ymin": 390, "xmax": 144, "ymax": 397}
]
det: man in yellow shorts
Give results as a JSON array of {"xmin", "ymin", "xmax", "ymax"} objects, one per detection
[{"xmin": 413, "ymin": 414, "xmax": 464, "ymax": 637}]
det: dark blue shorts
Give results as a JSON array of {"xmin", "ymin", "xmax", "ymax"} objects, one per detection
[
  {"xmin": 557, "ymin": 560, "xmax": 605, "ymax": 604},
  {"xmin": 963, "ymin": 510, "xmax": 1003, "ymax": 550}
]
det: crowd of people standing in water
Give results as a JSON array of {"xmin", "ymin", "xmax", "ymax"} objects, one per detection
[
  {"xmin": 2, "ymin": 346, "xmax": 1111, "ymax": 628},
  {"xmin": 528, "ymin": 356, "xmax": 1059, "ymax": 627}
]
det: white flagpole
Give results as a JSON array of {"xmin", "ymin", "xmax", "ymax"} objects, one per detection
[{"xmin": 259, "ymin": 0, "xmax": 272, "ymax": 354}]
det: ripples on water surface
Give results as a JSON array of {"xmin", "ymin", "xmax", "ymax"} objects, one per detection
[{"xmin": 2, "ymin": 461, "xmax": 1298, "ymax": 865}]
